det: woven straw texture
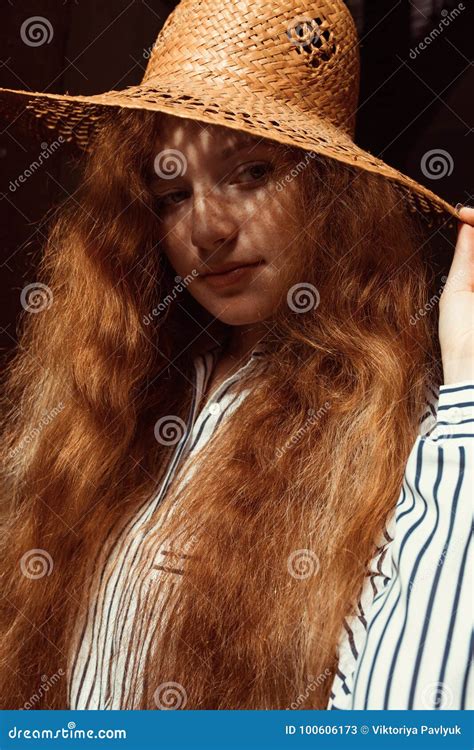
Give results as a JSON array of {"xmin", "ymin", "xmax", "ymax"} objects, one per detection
[{"xmin": 0, "ymin": 0, "xmax": 459, "ymax": 229}]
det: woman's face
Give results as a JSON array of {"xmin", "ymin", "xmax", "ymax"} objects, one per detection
[{"xmin": 149, "ymin": 114, "xmax": 302, "ymax": 326}]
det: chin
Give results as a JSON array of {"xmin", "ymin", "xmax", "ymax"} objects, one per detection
[{"xmin": 207, "ymin": 298, "xmax": 270, "ymax": 327}]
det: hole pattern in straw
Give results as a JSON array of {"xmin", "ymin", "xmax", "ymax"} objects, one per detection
[{"xmin": 286, "ymin": 15, "xmax": 337, "ymax": 69}]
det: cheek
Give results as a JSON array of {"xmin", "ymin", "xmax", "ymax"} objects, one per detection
[
  {"xmin": 252, "ymin": 261, "xmax": 288, "ymax": 310},
  {"xmin": 160, "ymin": 229, "xmax": 196, "ymax": 277},
  {"xmin": 254, "ymin": 190, "xmax": 301, "ymax": 255},
  {"xmin": 263, "ymin": 198, "xmax": 303, "ymax": 284}
]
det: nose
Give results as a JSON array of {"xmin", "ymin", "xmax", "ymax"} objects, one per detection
[{"xmin": 190, "ymin": 188, "xmax": 239, "ymax": 256}]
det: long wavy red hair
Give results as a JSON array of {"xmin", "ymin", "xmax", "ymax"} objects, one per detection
[{"xmin": 0, "ymin": 108, "xmax": 445, "ymax": 709}]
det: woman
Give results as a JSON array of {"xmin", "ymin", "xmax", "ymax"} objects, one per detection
[{"xmin": 0, "ymin": 0, "xmax": 472, "ymax": 710}]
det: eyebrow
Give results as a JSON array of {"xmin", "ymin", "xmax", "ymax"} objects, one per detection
[
  {"xmin": 149, "ymin": 137, "xmax": 273, "ymax": 186},
  {"xmin": 219, "ymin": 137, "xmax": 269, "ymax": 160}
]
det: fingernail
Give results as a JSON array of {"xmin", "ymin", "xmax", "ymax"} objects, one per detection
[{"xmin": 455, "ymin": 202, "xmax": 463, "ymax": 213}]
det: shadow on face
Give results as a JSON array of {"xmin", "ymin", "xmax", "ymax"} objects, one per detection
[{"xmin": 148, "ymin": 113, "xmax": 307, "ymax": 327}]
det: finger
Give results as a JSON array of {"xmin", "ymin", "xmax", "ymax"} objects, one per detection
[
  {"xmin": 442, "ymin": 220, "xmax": 474, "ymax": 296},
  {"xmin": 455, "ymin": 204, "xmax": 474, "ymax": 227}
]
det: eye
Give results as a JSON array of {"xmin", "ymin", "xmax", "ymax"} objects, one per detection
[
  {"xmin": 155, "ymin": 189, "xmax": 189, "ymax": 210},
  {"xmin": 233, "ymin": 162, "xmax": 274, "ymax": 183}
]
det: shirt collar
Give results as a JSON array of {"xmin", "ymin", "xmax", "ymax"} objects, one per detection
[{"xmin": 196, "ymin": 334, "xmax": 270, "ymax": 359}]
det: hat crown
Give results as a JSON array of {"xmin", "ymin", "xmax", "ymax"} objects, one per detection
[{"xmin": 142, "ymin": 0, "xmax": 360, "ymax": 138}]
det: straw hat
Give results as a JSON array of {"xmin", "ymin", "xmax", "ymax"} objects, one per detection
[{"xmin": 0, "ymin": 0, "xmax": 459, "ymax": 229}]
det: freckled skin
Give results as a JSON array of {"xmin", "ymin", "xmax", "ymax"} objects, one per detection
[{"xmin": 150, "ymin": 114, "xmax": 302, "ymax": 328}]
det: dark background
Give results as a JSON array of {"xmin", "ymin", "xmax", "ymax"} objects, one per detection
[{"xmin": 1, "ymin": 0, "xmax": 473, "ymax": 360}]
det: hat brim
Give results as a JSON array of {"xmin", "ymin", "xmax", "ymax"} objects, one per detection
[{"xmin": 0, "ymin": 79, "xmax": 459, "ymax": 230}]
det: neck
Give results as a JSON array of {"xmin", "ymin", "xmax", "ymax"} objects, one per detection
[{"xmin": 224, "ymin": 321, "xmax": 269, "ymax": 361}]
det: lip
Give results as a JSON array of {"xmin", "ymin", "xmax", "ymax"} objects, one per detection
[{"xmin": 201, "ymin": 260, "xmax": 264, "ymax": 288}]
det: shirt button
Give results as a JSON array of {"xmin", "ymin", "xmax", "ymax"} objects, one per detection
[{"xmin": 209, "ymin": 402, "xmax": 221, "ymax": 416}]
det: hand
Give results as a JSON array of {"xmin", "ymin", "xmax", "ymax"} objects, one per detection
[{"xmin": 439, "ymin": 206, "xmax": 474, "ymax": 385}]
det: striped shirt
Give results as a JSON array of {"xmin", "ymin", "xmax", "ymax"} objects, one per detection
[
  {"xmin": 329, "ymin": 380, "xmax": 474, "ymax": 709},
  {"xmin": 67, "ymin": 343, "xmax": 474, "ymax": 710}
]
